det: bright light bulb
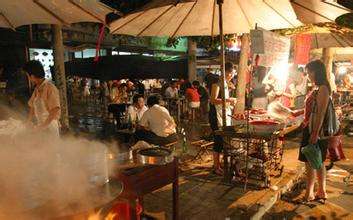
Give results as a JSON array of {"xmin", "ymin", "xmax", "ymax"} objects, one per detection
[{"xmin": 267, "ymin": 62, "xmax": 289, "ymax": 92}]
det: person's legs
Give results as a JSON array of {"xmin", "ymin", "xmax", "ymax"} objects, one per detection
[
  {"xmin": 209, "ymin": 104, "xmax": 223, "ymax": 174},
  {"xmin": 135, "ymin": 129, "xmax": 159, "ymax": 145},
  {"xmin": 316, "ymin": 139, "xmax": 328, "ymax": 199},
  {"xmin": 316, "ymin": 165, "xmax": 327, "ymax": 198},
  {"xmin": 305, "ymin": 162, "xmax": 316, "ymax": 200},
  {"xmin": 213, "ymin": 135, "xmax": 223, "ymax": 175},
  {"xmin": 135, "ymin": 129, "xmax": 177, "ymax": 146}
]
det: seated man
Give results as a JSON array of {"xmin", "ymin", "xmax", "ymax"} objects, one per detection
[
  {"xmin": 164, "ymin": 81, "xmax": 179, "ymax": 98},
  {"xmin": 135, "ymin": 95, "xmax": 178, "ymax": 146},
  {"xmin": 127, "ymin": 94, "xmax": 148, "ymax": 123}
]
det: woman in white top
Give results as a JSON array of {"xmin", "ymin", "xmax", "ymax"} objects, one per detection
[{"xmin": 209, "ymin": 62, "xmax": 237, "ymax": 175}]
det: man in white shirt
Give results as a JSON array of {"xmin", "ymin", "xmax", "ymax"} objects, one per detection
[
  {"xmin": 165, "ymin": 81, "xmax": 179, "ymax": 98},
  {"xmin": 127, "ymin": 94, "xmax": 148, "ymax": 123},
  {"xmin": 135, "ymin": 95, "xmax": 177, "ymax": 145}
]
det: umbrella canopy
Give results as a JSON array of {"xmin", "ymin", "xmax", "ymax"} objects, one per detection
[
  {"xmin": 309, "ymin": 32, "xmax": 353, "ymax": 49},
  {"xmin": 290, "ymin": 0, "xmax": 352, "ymax": 24},
  {"xmin": 109, "ymin": 0, "xmax": 302, "ymax": 37},
  {"xmin": 0, "ymin": 0, "xmax": 113, "ymax": 29},
  {"xmin": 291, "ymin": 32, "xmax": 353, "ymax": 50}
]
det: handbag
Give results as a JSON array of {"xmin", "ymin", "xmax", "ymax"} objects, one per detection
[
  {"xmin": 301, "ymin": 143, "xmax": 323, "ymax": 170},
  {"xmin": 328, "ymin": 134, "xmax": 346, "ymax": 162},
  {"xmin": 309, "ymin": 93, "xmax": 340, "ymax": 138}
]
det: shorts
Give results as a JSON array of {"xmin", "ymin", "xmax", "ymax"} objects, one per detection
[
  {"xmin": 298, "ymin": 127, "xmax": 328, "ymax": 162},
  {"xmin": 189, "ymin": 101, "xmax": 200, "ymax": 108},
  {"xmin": 209, "ymin": 104, "xmax": 223, "ymax": 153}
]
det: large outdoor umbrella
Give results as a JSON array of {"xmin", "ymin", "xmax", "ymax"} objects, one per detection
[
  {"xmin": 290, "ymin": 0, "xmax": 352, "ymax": 24},
  {"xmin": 289, "ymin": 26, "xmax": 353, "ymax": 49},
  {"xmin": 109, "ymin": 0, "xmax": 302, "ymax": 126},
  {"xmin": 309, "ymin": 32, "xmax": 353, "ymax": 49},
  {"xmin": 0, "ymin": 0, "xmax": 113, "ymax": 29},
  {"xmin": 110, "ymin": 0, "xmax": 301, "ymax": 37}
]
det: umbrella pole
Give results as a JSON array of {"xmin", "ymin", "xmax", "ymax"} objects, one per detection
[{"xmin": 217, "ymin": 0, "xmax": 227, "ymax": 127}]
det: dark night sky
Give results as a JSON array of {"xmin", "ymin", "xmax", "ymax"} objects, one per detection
[{"xmin": 101, "ymin": 0, "xmax": 151, "ymax": 23}]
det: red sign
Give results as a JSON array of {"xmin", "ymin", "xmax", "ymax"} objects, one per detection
[{"xmin": 294, "ymin": 34, "xmax": 312, "ymax": 65}]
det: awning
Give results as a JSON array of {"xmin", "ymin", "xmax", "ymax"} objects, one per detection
[{"xmin": 64, "ymin": 55, "xmax": 188, "ymax": 80}]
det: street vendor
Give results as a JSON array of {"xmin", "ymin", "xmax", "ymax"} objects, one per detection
[
  {"xmin": 24, "ymin": 60, "xmax": 61, "ymax": 137},
  {"xmin": 251, "ymin": 66, "xmax": 272, "ymax": 109},
  {"xmin": 209, "ymin": 62, "xmax": 237, "ymax": 175}
]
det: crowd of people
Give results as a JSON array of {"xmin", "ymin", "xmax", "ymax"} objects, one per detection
[{"xmin": 1, "ymin": 58, "xmax": 352, "ymax": 199}]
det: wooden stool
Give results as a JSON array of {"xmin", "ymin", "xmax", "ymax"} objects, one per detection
[{"xmin": 191, "ymin": 140, "xmax": 214, "ymax": 161}]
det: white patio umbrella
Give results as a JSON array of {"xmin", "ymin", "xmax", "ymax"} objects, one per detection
[
  {"xmin": 289, "ymin": 26, "xmax": 353, "ymax": 49},
  {"xmin": 109, "ymin": 0, "xmax": 302, "ymax": 126},
  {"xmin": 290, "ymin": 0, "xmax": 352, "ymax": 24},
  {"xmin": 110, "ymin": 0, "xmax": 301, "ymax": 37},
  {"xmin": 309, "ymin": 32, "xmax": 353, "ymax": 49},
  {"xmin": 0, "ymin": 0, "xmax": 113, "ymax": 29}
]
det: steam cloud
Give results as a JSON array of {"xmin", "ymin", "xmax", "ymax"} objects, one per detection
[{"xmin": 0, "ymin": 104, "xmax": 116, "ymax": 219}]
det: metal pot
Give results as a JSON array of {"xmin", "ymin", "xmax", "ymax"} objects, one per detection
[
  {"xmin": 112, "ymin": 150, "xmax": 133, "ymax": 165},
  {"xmin": 137, "ymin": 147, "xmax": 173, "ymax": 165}
]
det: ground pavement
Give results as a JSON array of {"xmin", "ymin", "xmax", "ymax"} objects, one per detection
[
  {"xmin": 68, "ymin": 105, "xmax": 353, "ymax": 219},
  {"xmin": 264, "ymin": 137, "xmax": 353, "ymax": 220},
  {"xmin": 142, "ymin": 124, "xmax": 353, "ymax": 220}
]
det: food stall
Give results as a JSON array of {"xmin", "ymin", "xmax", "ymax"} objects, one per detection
[
  {"xmin": 217, "ymin": 108, "xmax": 303, "ymax": 188},
  {"xmin": 216, "ymin": 29, "xmax": 304, "ymax": 188}
]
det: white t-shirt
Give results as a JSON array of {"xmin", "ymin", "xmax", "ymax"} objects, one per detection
[
  {"xmin": 139, "ymin": 104, "xmax": 176, "ymax": 137},
  {"xmin": 127, "ymin": 105, "xmax": 148, "ymax": 122},
  {"xmin": 165, "ymin": 87, "xmax": 178, "ymax": 98}
]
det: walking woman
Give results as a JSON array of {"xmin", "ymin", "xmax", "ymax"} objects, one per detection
[
  {"xmin": 209, "ymin": 62, "xmax": 237, "ymax": 175},
  {"xmin": 299, "ymin": 60, "xmax": 330, "ymax": 203}
]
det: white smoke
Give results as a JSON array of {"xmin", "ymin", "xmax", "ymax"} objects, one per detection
[{"xmin": 0, "ymin": 116, "xmax": 116, "ymax": 219}]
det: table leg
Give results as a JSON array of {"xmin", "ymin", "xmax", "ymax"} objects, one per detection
[
  {"xmin": 173, "ymin": 158, "xmax": 179, "ymax": 220},
  {"xmin": 130, "ymin": 198, "xmax": 137, "ymax": 220}
]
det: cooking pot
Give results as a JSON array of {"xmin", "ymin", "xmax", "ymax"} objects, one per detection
[{"xmin": 137, "ymin": 147, "xmax": 173, "ymax": 165}]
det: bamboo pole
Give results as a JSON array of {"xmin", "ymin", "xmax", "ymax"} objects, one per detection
[
  {"xmin": 187, "ymin": 38, "xmax": 197, "ymax": 81},
  {"xmin": 322, "ymin": 47, "xmax": 334, "ymax": 83},
  {"xmin": 234, "ymin": 33, "xmax": 250, "ymax": 113},
  {"xmin": 52, "ymin": 24, "xmax": 69, "ymax": 131}
]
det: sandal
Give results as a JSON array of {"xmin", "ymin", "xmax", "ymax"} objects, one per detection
[
  {"xmin": 314, "ymin": 196, "xmax": 327, "ymax": 204},
  {"xmin": 293, "ymin": 196, "xmax": 315, "ymax": 205}
]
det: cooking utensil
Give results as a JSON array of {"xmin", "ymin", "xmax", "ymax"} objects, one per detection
[
  {"xmin": 114, "ymin": 150, "xmax": 133, "ymax": 165},
  {"xmin": 137, "ymin": 147, "xmax": 173, "ymax": 165},
  {"xmin": 250, "ymin": 120, "xmax": 284, "ymax": 134}
]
